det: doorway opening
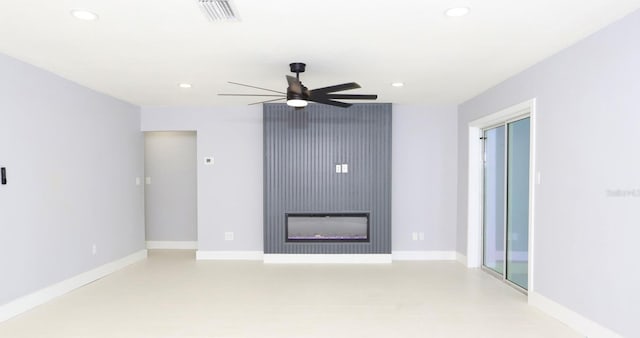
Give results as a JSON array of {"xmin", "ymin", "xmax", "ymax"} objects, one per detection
[
  {"xmin": 144, "ymin": 131, "xmax": 198, "ymax": 249},
  {"xmin": 466, "ymin": 99, "xmax": 536, "ymax": 293}
]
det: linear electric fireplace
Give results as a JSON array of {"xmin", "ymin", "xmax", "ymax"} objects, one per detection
[{"xmin": 286, "ymin": 213, "xmax": 369, "ymax": 242}]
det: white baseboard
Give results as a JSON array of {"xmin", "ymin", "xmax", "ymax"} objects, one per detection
[
  {"xmin": 0, "ymin": 249, "xmax": 147, "ymax": 323},
  {"xmin": 529, "ymin": 291, "xmax": 622, "ymax": 338},
  {"xmin": 392, "ymin": 251, "xmax": 456, "ymax": 261},
  {"xmin": 263, "ymin": 254, "xmax": 392, "ymax": 264},
  {"xmin": 146, "ymin": 241, "xmax": 197, "ymax": 250},
  {"xmin": 196, "ymin": 251, "xmax": 263, "ymax": 260},
  {"xmin": 456, "ymin": 252, "xmax": 467, "ymax": 265}
]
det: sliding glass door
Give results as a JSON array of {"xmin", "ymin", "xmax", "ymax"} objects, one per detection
[{"xmin": 483, "ymin": 117, "xmax": 530, "ymax": 290}]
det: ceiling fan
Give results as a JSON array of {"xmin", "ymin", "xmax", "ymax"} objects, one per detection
[{"xmin": 219, "ymin": 63, "xmax": 378, "ymax": 108}]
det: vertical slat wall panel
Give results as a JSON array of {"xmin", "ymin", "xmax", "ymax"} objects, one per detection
[{"xmin": 263, "ymin": 103, "xmax": 392, "ymax": 254}]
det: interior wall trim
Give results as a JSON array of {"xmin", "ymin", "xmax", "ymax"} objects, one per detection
[
  {"xmin": 391, "ymin": 251, "xmax": 457, "ymax": 261},
  {"xmin": 146, "ymin": 241, "xmax": 197, "ymax": 250},
  {"xmin": 0, "ymin": 250, "xmax": 147, "ymax": 323},
  {"xmin": 529, "ymin": 291, "xmax": 622, "ymax": 338},
  {"xmin": 195, "ymin": 251, "xmax": 264, "ymax": 261},
  {"xmin": 456, "ymin": 252, "xmax": 468, "ymax": 265},
  {"xmin": 263, "ymin": 254, "xmax": 392, "ymax": 264}
]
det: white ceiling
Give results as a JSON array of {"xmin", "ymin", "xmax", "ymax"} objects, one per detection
[{"xmin": 1, "ymin": 0, "xmax": 639, "ymax": 106}]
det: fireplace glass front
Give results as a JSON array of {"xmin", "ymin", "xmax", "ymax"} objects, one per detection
[{"xmin": 286, "ymin": 213, "xmax": 369, "ymax": 242}]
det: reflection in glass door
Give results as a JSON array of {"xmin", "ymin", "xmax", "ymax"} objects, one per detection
[
  {"xmin": 483, "ymin": 126, "xmax": 505, "ymax": 275},
  {"xmin": 506, "ymin": 118, "xmax": 530, "ymax": 289},
  {"xmin": 482, "ymin": 117, "xmax": 530, "ymax": 290}
]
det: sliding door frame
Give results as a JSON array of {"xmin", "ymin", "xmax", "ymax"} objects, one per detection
[{"xmin": 481, "ymin": 115, "xmax": 531, "ymax": 293}]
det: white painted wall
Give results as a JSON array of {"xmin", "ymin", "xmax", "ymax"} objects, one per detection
[
  {"xmin": 392, "ymin": 104, "xmax": 457, "ymax": 251},
  {"xmin": 141, "ymin": 107, "xmax": 264, "ymax": 251},
  {"xmin": 142, "ymin": 104, "xmax": 458, "ymax": 253},
  {"xmin": 0, "ymin": 53, "xmax": 144, "ymax": 305},
  {"xmin": 457, "ymin": 9, "xmax": 640, "ymax": 337},
  {"xmin": 144, "ymin": 131, "xmax": 197, "ymax": 242}
]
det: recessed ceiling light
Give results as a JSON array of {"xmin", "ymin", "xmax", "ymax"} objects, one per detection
[
  {"xmin": 70, "ymin": 9, "xmax": 99, "ymax": 21},
  {"xmin": 179, "ymin": 83, "xmax": 192, "ymax": 89},
  {"xmin": 445, "ymin": 7, "xmax": 470, "ymax": 17},
  {"xmin": 391, "ymin": 82, "xmax": 404, "ymax": 87}
]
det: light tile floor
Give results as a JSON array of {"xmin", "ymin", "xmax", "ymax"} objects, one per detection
[{"xmin": 0, "ymin": 250, "xmax": 580, "ymax": 338}]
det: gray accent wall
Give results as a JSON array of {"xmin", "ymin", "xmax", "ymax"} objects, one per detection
[
  {"xmin": 263, "ymin": 103, "xmax": 392, "ymax": 254},
  {"xmin": 457, "ymin": 9, "xmax": 640, "ymax": 337},
  {"xmin": 0, "ymin": 53, "xmax": 144, "ymax": 305}
]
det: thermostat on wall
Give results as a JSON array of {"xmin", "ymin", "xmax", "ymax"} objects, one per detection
[{"xmin": 204, "ymin": 157, "xmax": 214, "ymax": 166}]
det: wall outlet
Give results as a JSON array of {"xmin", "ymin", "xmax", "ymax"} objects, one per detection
[
  {"xmin": 145, "ymin": 177, "xmax": 151, "ymax": 185},
  {"xmin": 335, "ymin": 164, "xmax": 342, "ymax": 173},
  {"xmin": 92, "ymin": 244, "xmax": 97, "ymax": 255},
  {"xmin": 412, "ymin": 232, "xmax": 418, "ymax": 241},
  {"xmin": 341, "ymin": 164, "xmax": 349, "ymax": 173},
  {"xmin": 135, "ymin": 177, "xmax": 141, "ymax": 186},
  {"xmin": 419, "ymin": 232, "xmax": 425, "ymax": 241},
  {"xmin": 224, "ymin": 232, "xmax": 234, "ymax": 241}
]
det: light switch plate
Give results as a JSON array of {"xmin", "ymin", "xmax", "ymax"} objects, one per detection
[
  {"xmin": 341, "ymin": 164, "xmax": 349, "ymax": 173},
  {"xmin": 145, "ymin": 177, "xmax": 151, "ymax": 185},
  {"xmin": 335, "ymin": 164, "xmax": 342, "ymax": 173}
]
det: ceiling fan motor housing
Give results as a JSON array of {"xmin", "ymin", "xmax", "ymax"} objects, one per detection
[
  {"xmin": 289, "ymin": 62, "xmax": 306, "ymax": 74},
  {"xmin": 286, "ymin": 86, "xmax": 309, "ymax": 101}
]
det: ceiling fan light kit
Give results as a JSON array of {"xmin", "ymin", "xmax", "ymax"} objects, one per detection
[
  {"xmin": 219, "ymin": 62, "xmax": 378, "ymax": 108},
  {"xmin": 286, "ymin": 98, "xmax": 308, "ymax": 107}
]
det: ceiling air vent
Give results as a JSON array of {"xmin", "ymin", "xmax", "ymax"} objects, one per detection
[{"xmin": 198, "ymin": 0, "xmax": 239, "ymax": 21}]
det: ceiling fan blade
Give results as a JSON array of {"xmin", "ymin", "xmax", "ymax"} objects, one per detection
[
  {"xmin": 248, "ymin": 98, "xmax": 286, "ymax": 105},
  {"xmin": 228, "ymin": 82, "xmax": 285, "ymax": 94},
  {"xmin": 323, "ymin": 94, "xmax": 378, "ymax": 100},
  {"xmin": 286, "ymin": 75, "xmax": 303, "ymax": 94},
  {"xmin": 308, "ymin": 96, "xmax": 352, "ymax": 108},
  {"xmin": 218, "ymin": 94, "xmax": 285, "ymax": 97},
  {"xmin": 311, "ymin": 82, "xmax": 361, "ymax": 94}
]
